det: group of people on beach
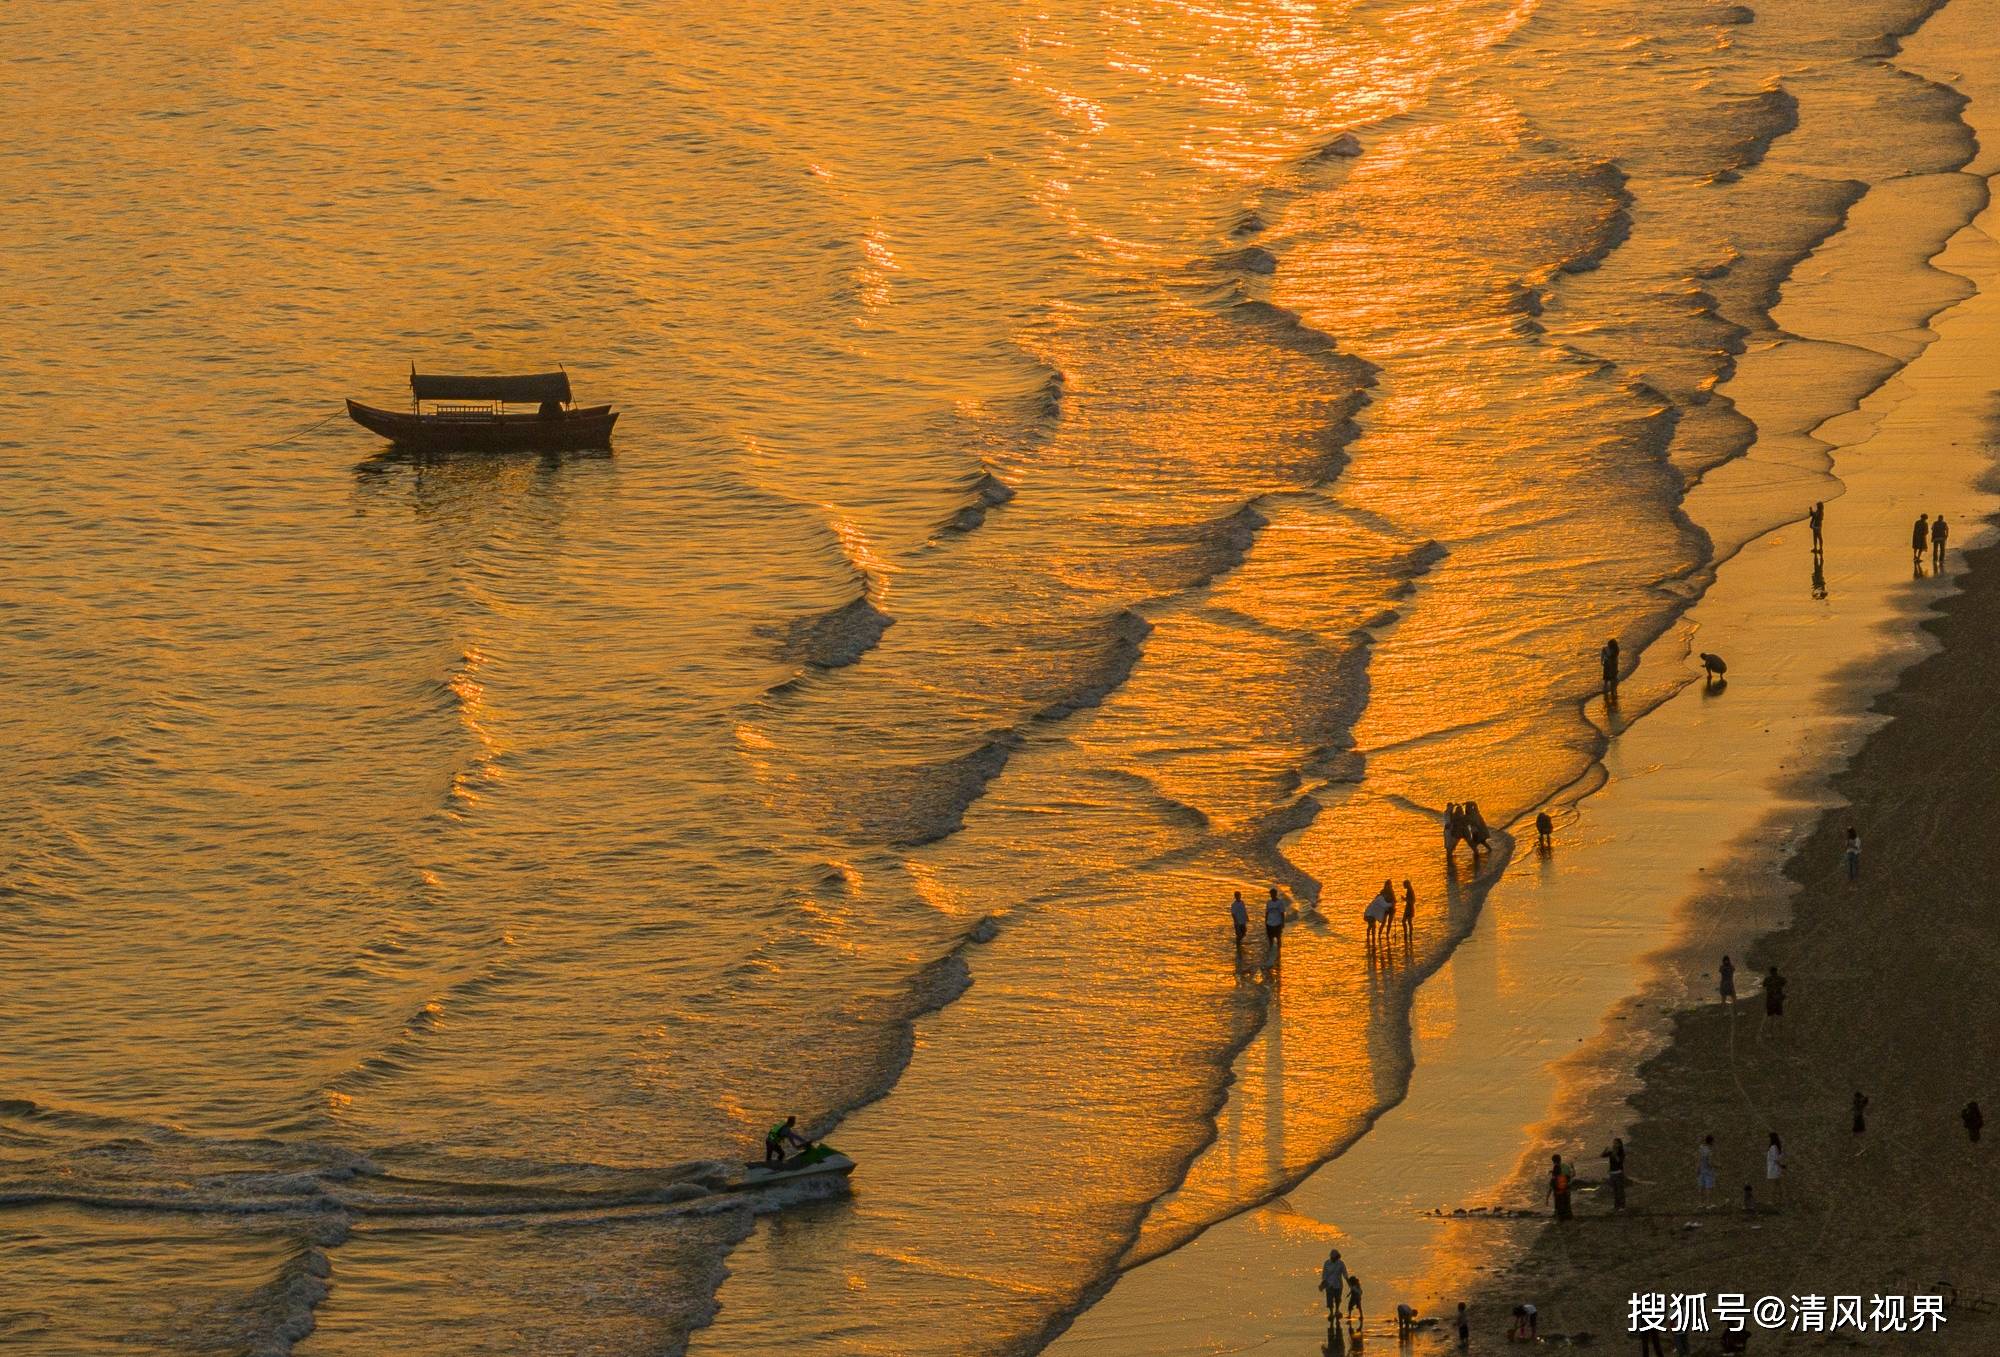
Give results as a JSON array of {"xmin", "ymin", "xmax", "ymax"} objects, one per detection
[{"xmin": 1317, "ymin": 1249, "xmax": 1446, "ymax": 1347}]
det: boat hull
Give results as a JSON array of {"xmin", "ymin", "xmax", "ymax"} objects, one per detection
[
  {"xmin": 346, "ymin": 399, "xmax": 618, "ymax": 453},
  {"xmin": 725, "ymin": 1147, "xmax": 856, "ymax": 1192}
]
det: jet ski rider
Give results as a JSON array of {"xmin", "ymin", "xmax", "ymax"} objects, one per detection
[{"xmin": 765, "ymin": 1115, "xmax": 812, "ymax": 1166}]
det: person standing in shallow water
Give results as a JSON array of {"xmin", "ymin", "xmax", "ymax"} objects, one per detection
[
  {"xmin": 1913, "ymin": 513, "xmax": 1931, "ymax": 570},
  {"xmin": 1932, "ymin": 513, "xmax": 1950, "ymax": 569},
  {"xmin": 1719, "ymin": 954, "xmax": 1736, "ymax": 1007},
  {"xmin": 1535, "ymin": 810, "xmax": 1553, "ymax": 848},
  {"xmin": 1264, "ymin": 888, "xmax": 1286, "ymax": 963},
  {"xmin": 1600, "ymin": 637, "xmax": 1620, "ymax": 695},
  {"xmin": 1400, "ymin": 878, "xmax": 1415, "ymax": 940},
  {"xmin": 1229, "ymin": 890, "xmax": 1248, "ymax": 949}
]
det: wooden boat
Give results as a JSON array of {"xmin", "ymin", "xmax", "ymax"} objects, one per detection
[{"xmin": 347, "ymin": 368, "xmax": 618, "ymax": 453}]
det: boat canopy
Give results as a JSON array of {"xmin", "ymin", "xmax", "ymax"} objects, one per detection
[{"xmin": 410, "ymin": 369, "xmax": 571, "ymax": 404}]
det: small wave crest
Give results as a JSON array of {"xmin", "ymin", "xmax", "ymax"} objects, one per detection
[{"xmin": 765, "ymin": 594, "xmax": 894, "ymax": 672}]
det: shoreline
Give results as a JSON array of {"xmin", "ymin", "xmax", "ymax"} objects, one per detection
[
  {"xmin": 1043, "ymin": 0, "xmax": 2000, "ymax": 1348},
  {"xmin": 1453, "ymin": 0, "xmax": 2000, "ymax": 1343}
]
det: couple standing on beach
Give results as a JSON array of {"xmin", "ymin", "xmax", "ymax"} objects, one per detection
[
  {"xmin": 1229, "ymin": 888, "xmax": 1292, "ymax": 965},
  {"xmin": 1913, "ymin": 512, "xmax": 1950, "ymax": 570},
  {"xmin": 1364, "ymin": 878, "xmax": 1415, "ymax": 946}
]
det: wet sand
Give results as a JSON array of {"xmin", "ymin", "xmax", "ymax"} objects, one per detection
[
  {"xmin": 1469, "ymin": 544, "xmax": 2000, "ymax": 1353},
  {"xmin": 1047, "ymin": 0, "xmax": 2000, "ymax": 1349}
]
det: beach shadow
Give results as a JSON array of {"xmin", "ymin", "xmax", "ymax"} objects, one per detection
[{"xmin": 1702, "ymin": 676, "xmax": 1728, "ymax": 697}]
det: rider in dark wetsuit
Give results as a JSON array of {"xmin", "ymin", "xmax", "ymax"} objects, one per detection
[{"xmin": 765, "ymin": 1115, "xmax": 812, "ymax": 1166}]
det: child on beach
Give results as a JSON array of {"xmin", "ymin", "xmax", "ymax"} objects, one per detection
[
  {"xmin": 1766, "ymin": 1132, "xmax": 1786, "ymax": 1206},
  {"xmin": 1401, "ymin": 878, "xmax": 1415, "ymax": 937},
  {"xmin": 1697, "ymin": 1134, "xmax": 1716, "ymax": 1203},
  {"xmin": 1718, "ymin": 955, "xmax": 1735, "ymax": 1007},
  {"xmin": 1457, "ymin": 1302, "xmax": 1470, "ymax": 1348},
  {"xmin": 1346, "ymin": 1273, "xmax": 1364, "ymax": 1325},
  {"xmin": 1845, "ymin": 827, "xmax": 1861, "ymax": 880},
  {"xmin": 1396, "ymin": 1302, "xmax": 1417, "ymax": 1337}
]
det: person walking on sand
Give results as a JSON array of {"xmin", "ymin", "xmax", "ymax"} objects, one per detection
[
  {"xmin": 1932, "ymin": 513, "xmax": 1950, "ymax": 569},
  {"xmin": 1963, "ymin": 1101, "xmax": 1984, "ymax": 1144},
  {"xmin": 1844, "ymin": 827, "xmax": 1861, "ymax": 881},
  {"xmin": 1766, "ymin": 1131, "xmax": 1786, "ymax": 1206},
  {"xmin": 1719, "ymin": 954, "xmax": 1736, "ymax": 1008},
  {"xmin": 1265, "ymin": 888, "xmax": 1286, "ymax": 962},
  {"xmin": 1809, "ymin": 500, "xmax": 1824, "ymax": 552},
  {"xmin": 1230, "ymin": 890, "xmax": 1249, "ymax": 949},
  {"xmin": 1456, "ymin": 1302, "xmax": 1470, "ymax": 1349},
  {"xmin": 1535, "ymin": 810, "xmax": 1553, "ymax": 848},
  {"xmin": 1546, "ymin": 1153, "xmax": 1573, "ymax": 1220},
  {"xmin": 1852, "ymin": 1090, "xmax": 1870, "ymax": 1135},
  {"xmin": 1913, "ymin": 513, "xmax": 1931, "ymax": 567},
  {"xmin": 1600, "ymin": 1136, "xmax": 1629, "ymax": 1211},
  {"xmin": 1400, "ymin": 878, "xmax": 1415, "ymax": 939},
  {"xmin": 1319, "ymin": 1248, "xmax": 1349, "ymax": 1319},
  {"xmin": 1697, "ymin": 1134, "xmax": 1717, "ymax": 1204},
  {"xmin": 1346, "ymin": 1272, "xmax": 1364, "ymax": 1326}
]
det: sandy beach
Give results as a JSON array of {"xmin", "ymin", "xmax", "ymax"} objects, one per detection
[{"xmin": 1477, "ymin": 536, "xmax": 2000, "ymax": 1352}]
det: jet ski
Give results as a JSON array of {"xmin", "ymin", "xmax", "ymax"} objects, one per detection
[{"xmin": 726, "ymin": 1143, "xmax": 856, "ymax": 1192}]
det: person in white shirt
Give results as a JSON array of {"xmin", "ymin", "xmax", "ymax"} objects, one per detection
[{"xmin": 1766, "ymin": 1132, "xmax": 1786, "ymax": 1207}]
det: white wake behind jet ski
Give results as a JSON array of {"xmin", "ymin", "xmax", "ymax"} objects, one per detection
[{"xmin": 726, "ymin": 1144, "xmax": 856, "ymax": 1193}]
